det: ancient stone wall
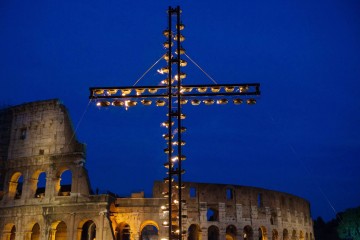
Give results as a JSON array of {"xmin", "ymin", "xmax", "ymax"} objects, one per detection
[
  {"xmin": 0, "ymin": 100, "xmax": 114, "ymax": 240},
  {"xmin": 0, "ymin": 100, "xmax": 314, "ymax": 240}
]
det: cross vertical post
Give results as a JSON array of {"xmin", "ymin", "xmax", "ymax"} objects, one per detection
[{"xmin": 89, "ymin": 5, "xmax": 260, "ymax": 240}]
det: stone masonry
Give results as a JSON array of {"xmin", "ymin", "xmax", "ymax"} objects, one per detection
[{"xmin": 0, "ymin": 99, "xmax": 314, "ymax": 240}]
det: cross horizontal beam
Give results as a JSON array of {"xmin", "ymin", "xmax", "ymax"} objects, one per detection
[{"xmin": 89, "ymin": 83, "xmax": 260, "ymax": 99}]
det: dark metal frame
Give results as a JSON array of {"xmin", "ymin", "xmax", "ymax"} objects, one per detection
[{"xmin": 89, "ymin": 6, "xmax": 260, "ymax": 240}]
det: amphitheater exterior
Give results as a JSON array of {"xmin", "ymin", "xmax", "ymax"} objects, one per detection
[{"xmin": 0, "ymin": 99, "xmax": 314, "ymax": 240}]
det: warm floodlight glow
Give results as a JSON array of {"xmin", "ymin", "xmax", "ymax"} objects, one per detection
[
  {"xmin": 180, "ymin": 99, "xmax": 188, "ymax": 105},
  {"xmin": 157, "ymin": 67, "xmax": 169, "ymax": 74},
  {"xmin": 141, "ymin": 100, "xmax": 152, "ymax": 106},
  {"xmin": 127, "ymin": 101, "xmax": 137, "ymax": 107},
  {"xmin": 217, "ymin": 99, "xmax": 228, "ymax": 104},
  {"xmin": 203, "ymin": 99, "xmax": 215, "ymax": 105},
  {"xmin": 225, "ymin": 86, "xmax": 235, "ymax": 92},
  {"xmin": 240, "ymin": 85, "xmax": 249, "ymax": 93},
  {"xmin": 175, "ymin": 47, "xmax": 185, "ymax": 55},
  {"xmin": 164, "ymin": 176, "xmax": 174, "ymax": 182},
  {"xmin": 112, "ymin": 100, "xmax": 124, "ymax": 107},
  {"xmin": 233, "ymin": 99, "xmax": 243, "ymax": 104},
  {"xmin": 163, "ymin": 29, "xmax": 171, "ymax": 37},
  {"xmin": 174, "ymin": 34, "xmax": 185, "ymax": 42},
  {"xmin": 181, "ymin": 87, "xmax": 192, "ymax": 93},
  {"xmin": 156, "ymin": 100, "xmax": 166, "ymax": 107},
  {"xmin": 172, "ymin": 141, "xmax": 185, "ymax": 146},
  {"xmin": 246, "ymin": 99, "xmax": 256, "ymax": 104},
  {"xmin": 162, "ymin": 134, "xmax": 173, "ymax": 140},
  {"xmin": 121, "ymin": 89, "xmax": 131, "ymax": 95},
  {"xmin": 96, "ymin": 101, "xmax": 110, "ymax": 107},
  {"xmin": 107, "ymin": 89, "xmax": 118, "ymax": 95},
  {"xmin": 163, "ymin": 41, "xmax": 173, "ymax": 48},
  {"xmin": 211, "ymin": 86, "xmax": 221, "ymax": 93},
  {"xmin": 179, "ymin": 127, "xmax": 187, "ymax": 133},
  {"xmin": 197, "ymin": 87, "xmax": 207, "ymax": 93},
  {"xmin": 148, "ymin": 88, "xmax": 158, "ymax": 94},
  {"xmin": 135, "ymin": 88, "xmax": 145, "ymax": 95},
  {"xmin": 180, "ymin": 59, "xmax": 187, "ymax": 67},
  {"xmin": 161, "ymin": 121, "xmax": 174, "ymax": 128},
  {"xmin": 94, "ymin": 89, "xmax": 104, "ymax": 95},
  {"xmin": 164, "ymin": 148, "xmax": 174, "ymax": 154},
  {"xmin": 176, "ymin": 23, "xmax": 185, "ymax": 30},
  {"xmin": 162, "ymin": 79, "xmax": 175, "ymax": 85},
  {"xmin": 174, "ymin": 73, "xmax": 186, "ymax": 81},
  {"xmin": 191, "ymin": 99, "xmax": 200, "ymax": 105}
]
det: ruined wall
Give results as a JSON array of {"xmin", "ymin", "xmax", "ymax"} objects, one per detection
[
  {"xmin": 0, "ymin": 99, "xmax": 315, "ymax": 240},
  {"xmin": 0, "ymin": 99, "xmax": 114, "ymax": 240}
]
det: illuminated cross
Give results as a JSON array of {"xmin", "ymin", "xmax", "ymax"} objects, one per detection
[{"xmin": 89, "ymin": 6, "xmax": 260, "ymax": 240}]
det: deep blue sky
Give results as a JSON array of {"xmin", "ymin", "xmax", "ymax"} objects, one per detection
[{"xmin": 1, "ymin": 0, "xmax": 359, "ymax": 221}]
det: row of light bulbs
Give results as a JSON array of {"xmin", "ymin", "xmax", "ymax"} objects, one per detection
[
  {"xmin": 95, "ymin": 98, "xmax": 256, "ymax": 107},
  {"xmin": 92, "ymin": 85, "xmax": 251, "ymax": 97}
]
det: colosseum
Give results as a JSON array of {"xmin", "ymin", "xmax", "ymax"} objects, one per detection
[{"xmin": 0, "ymin": 99, "xmax": 314, "ymax": 240}]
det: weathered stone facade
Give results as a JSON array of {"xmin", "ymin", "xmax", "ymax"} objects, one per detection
[{"xmin": 0, "ymin": 99, "xmax": 314, "ymax": 240}]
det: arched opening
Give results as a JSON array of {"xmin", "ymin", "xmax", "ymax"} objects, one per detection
[
  {"xmin": 207, "ymin": 208, "xmax": 219, "ymax": 221},
  {"xmin": 15, "ymin": 175, "xmax": 23, "ymax": 199},
  {"xmin": 310, "ymin": 233, "xmax": 313, "ymax": 240},
  {"xmin": 305, "ymin": 233, "xmax": 309, "ymax": 240},
  {"xmin": 35, "ymin": 172, "xmax": 46, "ymax": 198},
  {"xmin": 59, "ymin": 170, "xmax": 72, "ymax": 196},
  {"xmin": 116, "ymin": 223, "xmax": 131, "ymax": 240},
  {"xmin": 272, "ymin": 230, "xmax": 278, "ymax": 240},
  {"xmin": 188, "ymin": 224, "xmax": 201, "ymax": 240},
  {"xmin": 243, "ymin": 226, "xmax": 253, "ymax": 240},
  {"xmin": 81, "ymin": 220, "xmax": 96, "ymax": 240},
  {"xmin": 208, "ymin": 225, "xmax": 219, "ymax": 240},
  {"xmin": 115, "ymin": 227, "xmax": 121, "ymax": 240},
  {"xmin": 258, "ymin": 226, "xmax": 267, "ymax": 240},
  {"xmin": 8, "ymin": 172, "xmax": 23, "ymax": 200},
  {"xmin": 54, "ymin": 221, "xmax": 67, "ymax": 240},
  {"xmin": 10, "ymin": 225, "xmax": 16, "ymax": 240},
  {"xmin": 140, "ymin": 224, "xmax": 158, "ymax": 240},
  {"xmin": 291, "ymin": 230, "xmax": 296, "ymax": 240},
  {"xmin": 226, "ymin": 225, "xmax": 237, "ymax": 240},
  {"xmin": 299, "ymin": 231, "xmax": 304, "ymax": 240},
  {"xmin": 31, "ymin": 223, "xmax": 40, "ymax": 240},
  {"xmin": 283, "ymin": 229, "xmax": 289, "ymax": 240}
]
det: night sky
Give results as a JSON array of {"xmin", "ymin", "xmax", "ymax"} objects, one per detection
[{"xmin": 1, "ymin": 0, "xmax": 359, "ymax": 221}]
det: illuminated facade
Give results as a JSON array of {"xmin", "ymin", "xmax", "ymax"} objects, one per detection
[{"xmin": 0, "ymin": 99, "xmax": 314, "ymax": 240}]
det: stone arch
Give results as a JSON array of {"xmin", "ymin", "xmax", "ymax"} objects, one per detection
[
  {"xmin": 57, "ymin": 168, "xmax": 72, "ymax": 196},
  {"xmin": 291, "ymin": 230, "xmax": 296, "ymax": 240},
  {"xmin": 30, "ymin": 223, "xmax": 40, "ymax": 240},
  {"xmin": 140, "ymin": 221, "xmax": 159, "ymax": 240},
  {"xmin": 10, "ymin": 225, "xmax": 15, "ymax": 240},
  {"xmin": 243, "ymin": 225, "xmax": 253, "ymax": 240},
  {"xmin": 188, "ymin": 224, "xmax": 201, "ymax": 240},
  {"xmin": 271, "ymin": 229, "xmax": 278, "ymax": 240},
  {"xmin": 226, "ymin": 225, "xmax": 237, "ymax": 240},
  {"xmin": 115, "ymin": 222, "xmax": 131, "ymax": 240},
  {"xmin": 32, "ymin": 170, "xmax": 47, "ymax": 198},
  {"xmin": 282, "ymin": 229, "xmax": 289, "ymax": 240},
  {"xmin": 50, "ymin": 221, "xmax": 67, "ymax": 240},
  {"xmin": 208, "ymin": 225, "xmax": 219, "ymax": 240},
  {"xmin": 305, "ymin": 232, "xmax": 309, "ymax": 240},
  {"xmin": 8, "ymin": 172, "xmax": 23, "ymax": 199},
  {"xmin": 310, "ymin": 233, "xmax": 313, "ymax": 240},
  {"xmin": 2, "ymin": 223, "xmax": 16, "ymax": 240},
  {"xmin": 79, "ymin": 220, "xmax": 96, "ymax": 240},
  {"xmin": 299, "ymin": 231, "xmax": 304, "ymax": 240},
  {"xmin": 207, "ymin": 207, "xmax": 219, "ymax": 221},
  {"xmin": 258, "ymin": 226, "xmax": 267, "ymax": 240}
]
